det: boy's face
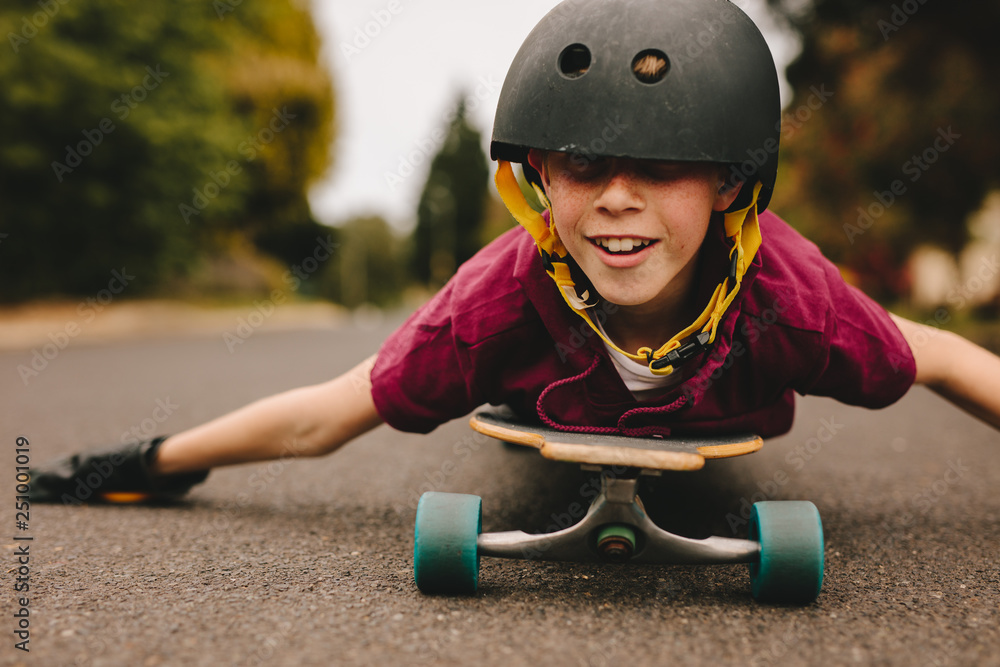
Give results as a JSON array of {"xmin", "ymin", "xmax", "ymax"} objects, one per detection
[{"xmin": 528, "ymin": 150, "xmax": 742, "ymax": 315}]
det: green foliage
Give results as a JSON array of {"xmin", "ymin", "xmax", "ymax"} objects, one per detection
[
  {"xmin": 765, "ymin": 0, "xmax": 1000, "ymax": 299},
  {"xmin": 211, "ymin": 0, "xmax": 335, "ymax": 242},
  {"xmin": 0, "ymin": 0, "xmax": 334, "ymax": 303},
  {"xmin": 411, "ymin": 97, "xmax": 490, "ymax": 287},
  {"xmin": 320, "ymin": 216, "xmax": 407, "ymax": 308}
]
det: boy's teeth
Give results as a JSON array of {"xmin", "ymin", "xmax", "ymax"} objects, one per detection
[{"xmin": 596, "ymin": 237, "xmax": 649, "ymax": 253}]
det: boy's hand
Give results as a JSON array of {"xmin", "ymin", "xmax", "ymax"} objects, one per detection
[{"xmin": 29, "ymin": 437, "xmax": 208, "ymax": 505}]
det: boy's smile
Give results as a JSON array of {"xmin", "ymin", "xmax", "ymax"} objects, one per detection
[
  {"xmin": 528, "ymin": 150, "xmax": 742, "ymax": 344},
  {"xmin": 590, "ymin": 235, "xmax": 655, "ymax": 262}
]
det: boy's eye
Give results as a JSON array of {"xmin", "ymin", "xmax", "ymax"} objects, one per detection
[
  {"xmin": 562, "ymin": 154, "xmax": 609, "ymax": 179},
  {"xmin": 553, "ymin": 154, "xmax": 690, "ymax": 183},
  {"xmin": 639, "ymin": 160, "xmax": 686, "ymax": 180}
]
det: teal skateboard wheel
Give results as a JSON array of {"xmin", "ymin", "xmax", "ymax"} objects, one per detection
[
  {"xmin": 748, "ymin": 501, "xmax": 824, "ymax": 604},
  {"xmin": 414, "ymin": 492, "xmax": 482, "ymax": 594}
]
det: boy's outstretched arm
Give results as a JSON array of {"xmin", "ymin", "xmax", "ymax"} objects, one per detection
[
  {"xmin": 153, "ymin": 355, "xmax": 383, "ymax": 474},
  {"xmin": 30, "ymin": 356, "xmax": 383, "ymax": 503},
  {"xmin": 891, "ymin": 314, "xmax": 1000, "ymax": 431}
]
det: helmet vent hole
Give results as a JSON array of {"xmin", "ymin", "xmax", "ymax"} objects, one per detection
[
  {"xmin": 632, "ymin": 49, "xmax": 669, "ymax": 84},
  {"xmin": 558, "ymin": 44, "xmax": 591, "ymax": 79}
]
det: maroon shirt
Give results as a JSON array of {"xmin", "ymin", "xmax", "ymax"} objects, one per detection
[{"xmin": 371, "ymin": 211, "xmax": 916, "ymax": 438}]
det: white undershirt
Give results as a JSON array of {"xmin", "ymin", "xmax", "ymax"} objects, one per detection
[{"xmin": 594, "ymin": 318, "xmax": 686, "ymax": 400}]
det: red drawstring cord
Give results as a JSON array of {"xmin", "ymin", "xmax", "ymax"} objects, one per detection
[
  {"xmin": 536, "ymin": 356, "xmax": 620, "ymax": 434},
  {"xmin": 616, "ymin": 396, "xmax": 688, "ymax": 437},
  {"xmin": 536, "ymin": 355, "xmax": 688, "ymax": 436}
]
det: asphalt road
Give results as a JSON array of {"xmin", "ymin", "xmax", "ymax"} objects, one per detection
[{"xmin": 1, "ymin": 313, "xmax": 998, "ymax": 667}]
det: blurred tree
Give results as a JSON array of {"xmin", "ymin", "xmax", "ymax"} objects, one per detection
[
  {"xmin": 765, "ymin": 0, "xmax": 1000, "ymax": 300},
  {"xmin": 320, "ymin": 215, "xmax": 407, "ymax": 308},
  {"xmin": 411, "ymin": 98, "xmax": 490, "ymax": 287},
  {"xmin": 212, "ymin": 1, "xmax": 335, "ymax": 248},
  {"xmin": 478, "ymin": 193, "xmax": 519, "ymax": 249},
  {"xmin": 0, "ymin": 0, "xmax": 334, "ymax": 302}
]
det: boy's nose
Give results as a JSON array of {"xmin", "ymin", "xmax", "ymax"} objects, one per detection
[{"xmin": 594, "ymin": 163, "xmax": 645, "ymax": 215}]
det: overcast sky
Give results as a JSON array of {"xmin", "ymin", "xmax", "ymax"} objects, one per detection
[{"xmin": 307, "ymin": 0, "xmax": 799, "ymax": 232}]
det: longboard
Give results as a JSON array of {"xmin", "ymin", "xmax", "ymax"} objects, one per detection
[
  {"xmin": 415, "ymin": 411, "xmax": 823, "ymax": 603},
  {"xmin": 470, "ymin": 410, "xmax": 762, "ymax": 471}
]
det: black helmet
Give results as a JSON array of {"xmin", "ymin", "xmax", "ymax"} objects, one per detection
[{"xmin": 491, "ymin": 0, "xmax": 781, "ymax": 211}]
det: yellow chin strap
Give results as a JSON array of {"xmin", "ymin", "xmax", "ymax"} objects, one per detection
[{"xmin": 495, "ymin": 160, "xmax": 763, "ymax": 376}]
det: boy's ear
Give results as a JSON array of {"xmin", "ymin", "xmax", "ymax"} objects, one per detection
[
  {"xmin": 526, "ymin": 149, "xmax": 549, "ymax": 188},
  {"xmin": 713, "ymin": 178, "xmax": 744, "ymax": 212}
]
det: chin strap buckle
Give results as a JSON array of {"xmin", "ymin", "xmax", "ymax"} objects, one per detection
[{"xmin": 649, "ymin": 331, "xmax": 712, "ymax": 371}]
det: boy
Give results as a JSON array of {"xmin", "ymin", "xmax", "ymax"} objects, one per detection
[{"xmin": 31, "ymin": 0, "xmax": 1000, "ymax": 503}]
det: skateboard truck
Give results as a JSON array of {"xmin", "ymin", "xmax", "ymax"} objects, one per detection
[{"xmin": 475, "ymin": 473, "xmax": 760, "ymax": 565}]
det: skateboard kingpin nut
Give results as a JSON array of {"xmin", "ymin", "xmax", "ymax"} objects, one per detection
[{"xmin": 596, "ymin": 524, "xmax": 636, "ymax": 563}]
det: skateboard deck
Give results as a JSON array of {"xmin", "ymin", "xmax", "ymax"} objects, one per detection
[{"xmin": 470, "ymin": 411, "xmax": 762, "ymax": 471}]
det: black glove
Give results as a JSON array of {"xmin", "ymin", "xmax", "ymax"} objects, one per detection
[{"xmin": 29, "ymin": 437, "xmax": 209, "ymax": 504}]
